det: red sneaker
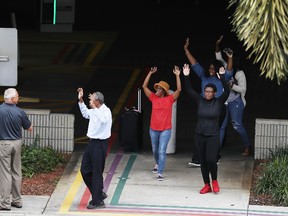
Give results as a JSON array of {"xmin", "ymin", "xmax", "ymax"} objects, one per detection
[
  {"xmin": 212, "ymin": 180, "xmax": 220, "ymax": 193},
  {"xmin": 199, "ymin": 183, "xmax": 212, "ymax": 194}
]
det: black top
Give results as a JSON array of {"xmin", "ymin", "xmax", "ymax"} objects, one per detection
[{"xmin": 184, "ymin": 74, "xmax": 230, "ymax": 136}]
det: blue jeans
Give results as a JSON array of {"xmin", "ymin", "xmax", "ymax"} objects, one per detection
[
  {"xmin": 149, "ymin": 128, "xmax": 171, "ymax": 175},
  {"xmin": 220, "ymin": 97, "xmax": 250, "ymax": 148}
]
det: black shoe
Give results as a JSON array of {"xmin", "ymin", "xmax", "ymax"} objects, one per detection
[
  {"xmin": 87, "ymin": 201, "xmax": 105, "ymax": 209},
  {"xmin": 0, "ymin": 206, "xmax": 11, "ymax": 211},
  {"xmin": 102, "ymin": 192, "xmax": 108, "ymax": 200},
  {"xmin": 89, "ymin": 192, "xmax": 108, "ymax": 205},
  {"xmin": 11, "ymin": 202, "xmax": 22, "ymax": 208}
]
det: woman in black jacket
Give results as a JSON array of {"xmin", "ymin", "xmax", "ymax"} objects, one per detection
[{"xmin": 182, "ymin": 64, "xmax": 230, "ymax": 194}]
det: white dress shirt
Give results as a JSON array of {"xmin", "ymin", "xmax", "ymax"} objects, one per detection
[{"xmin": 78, "ymin": 102, "xmax": 112, "ymax": 139}]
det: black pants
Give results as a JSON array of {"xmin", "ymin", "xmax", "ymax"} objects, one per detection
[
  {"xmin": 194, "ymin": 133, "xmax": 220, "ymax": 184},
  {"xmin": 80, "ymin": 138, "xmax": 108, "ymax": 204}
]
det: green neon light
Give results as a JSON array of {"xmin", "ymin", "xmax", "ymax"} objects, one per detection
[{"xmin": 53, "ymin": 0, "xmax": 57, "ymax": 24}]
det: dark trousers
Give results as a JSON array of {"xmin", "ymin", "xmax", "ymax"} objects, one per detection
[
  {"xmin": 80, "ymin": 138, "xmax": 108, "ymax": 204},
  {"xmin": 194, "ymin": 133, "xmax": 219, "ymax": 184}
]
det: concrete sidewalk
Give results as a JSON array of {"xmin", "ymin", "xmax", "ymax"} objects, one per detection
[{"xmin": 2, "ymin": 151, "xmax": 288, "ymax": 216}]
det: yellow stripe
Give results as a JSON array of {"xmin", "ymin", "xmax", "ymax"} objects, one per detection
[
  {"xmin": 83, "ymin": 42, "xmax": 104, "ymax": 67},
  {"xmin": 112, "ymin": 68, "xmax": 141, "ymax": 123},
  {"xmin": 59, "ymin": 170, "xmax": 83, "ymax": 213}
]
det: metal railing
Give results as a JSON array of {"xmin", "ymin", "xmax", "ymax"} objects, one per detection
[
  {"xmin": 255, "ymin": 118, "xmax": 288, "ymax": 159},
  {"xmin": 22, "ymin": 109, "xmax": 74, "ymax": 153}
]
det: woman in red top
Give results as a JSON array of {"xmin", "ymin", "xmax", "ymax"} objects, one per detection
[{"xmin": 142, "ymin": 66, "xmax": 181, "ymax": 181}]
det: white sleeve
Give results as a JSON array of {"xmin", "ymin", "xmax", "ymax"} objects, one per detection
[
  {"xmin": 215, "ymin": 51, "xmax": 227, "ymax": 68},
  {"xmin": 232, "ymin": 70, "xmax": 247, "ymax": 95},
  {"xmin": 78, "ymin": 102, "xmax": 90, "ymax": 119}
]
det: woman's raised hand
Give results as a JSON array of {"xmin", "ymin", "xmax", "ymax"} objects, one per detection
[
  {"xmin": 219, "ymin": 66, "xmax": 225, "ymax": 74},
  {"xmin": 149, "ymin": 67, "xmax": 157, "ymax": 74},
  {"xmin": 223, "ymin": 48, "xmax": 233, "ymax": 58},
  {"xmin": 173, "ymin": 65, "xmax": 181, "ymax": 76},
  {"xmin": 182, "ymin": 64, "xmax": 190, "ymax": 76},
  {"xmin": 184, "ymin": 38, "xmax": 190, "ymax": 50},
  {"xmin": 216, "ymin": 66, "xmax": 225, "ymax": 79},
  {"xmin": 216, "ymin": 35, "xmax": 223, "ymax": 46}
]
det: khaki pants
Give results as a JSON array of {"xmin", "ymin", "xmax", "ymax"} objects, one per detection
[{"xmin": 0, "ymin": 139, "xmax": 22, "ymax": 209}]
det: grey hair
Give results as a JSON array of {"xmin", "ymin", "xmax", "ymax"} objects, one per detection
[
  {"xmin": 4, "ymin": 88, "xmax": 18, "ymax": 99},
  {"xmin": 95, "ymin": 91, "xmax": 104, "ymax": 104}
]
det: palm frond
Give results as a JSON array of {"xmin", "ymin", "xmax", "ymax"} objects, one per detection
[{"xmin": 228, "ymin": 0, "xmax": 288, "ymax": 84}]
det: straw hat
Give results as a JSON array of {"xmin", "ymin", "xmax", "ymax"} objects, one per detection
[{"xmin": 154, "ymin": 81, "xmax": 170, "ymax": 95}]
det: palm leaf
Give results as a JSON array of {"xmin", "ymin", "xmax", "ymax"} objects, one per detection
[{"xmin": 228, "ymin": 0, "xmax": 288, "ymax": 84}]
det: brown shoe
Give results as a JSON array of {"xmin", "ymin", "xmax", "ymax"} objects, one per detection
[{"xmin": 241, "ymin": 147, "xmax": 250, "ymax": 156}]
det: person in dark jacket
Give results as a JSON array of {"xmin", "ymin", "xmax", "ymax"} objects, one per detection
[
  {"xmin": 0, "ymin": 88, "xmax": 33, "ymax": 210},
  {"xmin": 182, "ymin": 64, "xmax": 230, "ymax": 194},
  {"xmin": 184, "ymin": 37, "xmax": 233, "ymax": 167}
]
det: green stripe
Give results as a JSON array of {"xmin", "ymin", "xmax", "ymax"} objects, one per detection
[
  {"xmin": 53, "ymin": 0, "xmax": 57, "ymax": 24},
  {"xmin": 110, "ymin": 154, "xmax": 137, "ymax": 205}
]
